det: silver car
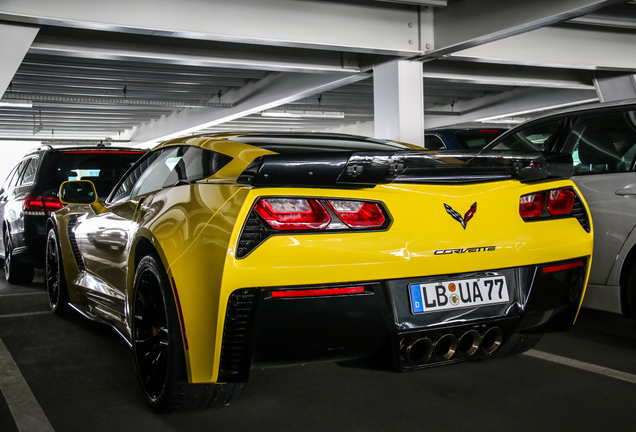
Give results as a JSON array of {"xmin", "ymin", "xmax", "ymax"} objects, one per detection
[{"xmin": 485, "ymin": 100, "xmax": 636, "ymax": 322}]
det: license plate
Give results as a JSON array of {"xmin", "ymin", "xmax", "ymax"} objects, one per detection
[{"xmin": 409, "ymin": 275, "xmax": 509, "ymax": 314}]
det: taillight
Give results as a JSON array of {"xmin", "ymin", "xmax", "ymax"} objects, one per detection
[
  {"xmin": 327, "ymin": 200, "xmax": 386, "ymax": 228},
  {"xmin": 519, "ymin": 193, "xmax": 546, "ymax": 218},
  {"xmin": 23, "ymin": 195, "xmax": 64, "ymax": 215},
  {"xmin": 547, "ymin": 189, "xmax": 575, "ymax": 216},
  {"xmin": 519, "ymin": 188, "xmax": 576, "ymax": 220},
  {"xmin": 254, "ymin": 198, "xmax": 330, "ymax": 230},
  {"xmin": 239, "ymin": 197, "xmax": 390, "ymax": 258}
]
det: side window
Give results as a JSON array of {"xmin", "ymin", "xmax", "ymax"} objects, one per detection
[
  {"xmin": 112, "ymin": 146, "xmax": 231, "ymax": 201},
  {"xmin": 490, "ymin": 120, "xmax": 564, "ymax": 151},
  {"xmin": 2, "ymin": 164, "xmax": 20, "ymax": 193},
  {"xmin": 108, "ymin": 150, "xmax": 164, "ymax": 202},
  {"xmin": 424, "ymin": 135, "xmax": 446, "ymax": 150},
  {"xmin": 21, "ymin": 158, "xmax": 38, "ymax": 185},
  {"xmin": 564, "ymin": 110, "xmax": 636, "ymax": 175},
  {"xmin": 11, "ymin": 160, "xmax": 31, "ymax": 188}
]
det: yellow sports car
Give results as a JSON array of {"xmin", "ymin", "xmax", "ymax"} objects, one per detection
[{"xmin": 45, "ymin": 133, "xmax": 593, "ymax": 411}]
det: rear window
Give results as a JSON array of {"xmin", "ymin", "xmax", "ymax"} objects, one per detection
[
  {"xmin": 37, "ymin": 149, "xmax": 145, "ymax": 196},
  {"xmin": 489, "ymin": 120, "xmax": 565, "ymax": 151},
  {"xmin": 454, "ymin": 129, "xmax": 505, "ymax": 149}
]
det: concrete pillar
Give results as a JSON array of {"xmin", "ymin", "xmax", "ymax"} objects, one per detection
[{"xmin": 373, "ymin": 59, "xmax": 425, "ymax": 146}]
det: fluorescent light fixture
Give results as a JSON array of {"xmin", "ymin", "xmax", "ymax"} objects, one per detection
[
  {"xmin": 482, "ymin": 117, "xmax": 529, "ymax": 124},
  {"xmin": 261, "ymin": 109, "xmax": 345, "ymax": 119},
  {"xmin": 0, "ymin": 99, "xmax": 33, "ymax": 108}
]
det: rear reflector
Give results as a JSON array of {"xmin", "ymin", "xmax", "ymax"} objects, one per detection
[
  {"xmin": 542, "ymin": 261, "xmax": 583, "ymax": 274},
  {"xmin": 271, "ymin": 286, "xmax": 365, "ymax": 298}
]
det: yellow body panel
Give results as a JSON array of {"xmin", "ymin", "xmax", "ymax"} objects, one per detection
[{"xmin": 148, "ymin": 179, "xmax": 593, "ymax": 383}]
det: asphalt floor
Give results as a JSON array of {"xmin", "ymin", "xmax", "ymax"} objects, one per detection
[{"xmin": 1, "ymin": 270, "xmax": 636, "ymax": 432}]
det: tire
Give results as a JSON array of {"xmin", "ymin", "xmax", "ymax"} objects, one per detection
[
  {"xmin": 497, "ymin": 332, "xmax": 543, "ymax": 358},
  {"xmin": 3, "ymin": 229, "xmax": 34, "ymax": 285},
  {"xmin": 131, "ymin": 254, "xmax": 244, "ymax": 412},
  {"xmin": 45, "ymin": 227, "xmax": 69, "ymax": 313},
  {"xmin": 626, "ymin": 265, "xmax": 636, "ymax": 326}
]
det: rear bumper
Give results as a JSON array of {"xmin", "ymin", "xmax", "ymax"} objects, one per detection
[{"xmin": 218, "ymin": 257, "xmax": 589, "ymax": 382}]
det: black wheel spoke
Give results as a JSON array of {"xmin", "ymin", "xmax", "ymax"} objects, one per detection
[{"xmin": 133, "ymin": 265, "xmax": 170, "ymax": 401}]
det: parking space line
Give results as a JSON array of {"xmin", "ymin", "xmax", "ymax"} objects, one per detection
[
  {"xmin": 0, "ymin": 312, "xmax": 51, "ymax": 319},
  {"xmin": 0, "ymin": 292, "xmax": 48, "ymax": 297},
  {"xmin": 525, "ymin": 349, "xmax": 636, "ymax": 385},
  {"xmin": 0, "ymin": 338, "xmax": 55, "ymax": 432}
]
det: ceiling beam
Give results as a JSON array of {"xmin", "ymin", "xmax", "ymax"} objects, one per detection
[
  {"xmin": 0, "ymin": 0, "xmax": 423, "ymax": 55},
  {"xmin": 127, "ymin": 72, "xmax": 370, "ymax": 146},
  {"xmin": 424, "ymin": 87, "xmax": 598, "ymax": 129},
  {"xmin": 422, "ymin": 0, "xmax": 627, "ymax": 59},
  {"xmin": 0, "ymin": 22, "xmax": 39, "ymax": 96},
  {"xmin": 449, "ymin": 24, "xmax": 636, "ymax": 72},
  {"xmin": 422, "ymin": 61, "xmax": 595, "ymax": 89},
  {"xmin": 30, "ymin": 28, "xmax": 362, "ymax": 73}
]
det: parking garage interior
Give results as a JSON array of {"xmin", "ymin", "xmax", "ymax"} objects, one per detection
[{"xmin": 2, "ymin": 1, "xmax": 636, "ymax": 431}]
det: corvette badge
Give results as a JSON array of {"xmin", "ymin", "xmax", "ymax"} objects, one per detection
[{"xmin": 444, "ymin": 202, "xmax": 477, "ymax": 229}]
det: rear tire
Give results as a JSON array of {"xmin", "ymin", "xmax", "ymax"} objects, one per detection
[
  {"xmin": 626, "ymin": 265, "xmax": 636, "ymax": 326},
  {"xmin": 3, "ymin": 229, "xmax": 34, "ymax": 285},
  {"xmin": 131, "ymin": 254, "xmax": 243, "ymax": 412},
  {"xmin": 497, "ymin": 332, "xmax": 543, "ymax": 358},
  {"xmin": 45, "ymin": 227, "xmax": 69, "ymax": 313}
]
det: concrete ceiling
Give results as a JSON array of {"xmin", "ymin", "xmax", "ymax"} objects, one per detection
[{"xmin": 0, "ymin": 0, "xmax": 634, "ymax": 147}]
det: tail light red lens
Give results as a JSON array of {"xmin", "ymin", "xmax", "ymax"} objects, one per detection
[
  {"xmin": 547, "ymin": 188, "xmax": 575, "ymax": 216},
  {"xmin": 327, "ymin": 200, "xmax": 386, "ymax": 228},
  {"xmin": 519, "ymin": 192, "xmax": 546, "ymax": 218},
  {"xmin": 254, "ymin": 198, "xmax": 330, "ymax": 230},
  {"xmin": 519, "ymin": 187, "xmax": 577, "ymax": 220},
  {"xmin": 23, "ymin": 195, "xmax": 64, "ymax": 215}
]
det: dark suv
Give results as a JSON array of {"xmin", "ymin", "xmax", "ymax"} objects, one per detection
[{"xmin": 0, "ymin": 145, "xmax": 146, "ymax": 284}]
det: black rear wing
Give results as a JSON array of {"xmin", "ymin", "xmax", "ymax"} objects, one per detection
[{"xmin": 237, "ymin": 150, "xmax": 573, "ymax": 188}]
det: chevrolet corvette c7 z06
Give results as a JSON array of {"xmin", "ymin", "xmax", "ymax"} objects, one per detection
[{"xmin": 45, "ymin": 132, "xmax": 593, "ymax": 412}]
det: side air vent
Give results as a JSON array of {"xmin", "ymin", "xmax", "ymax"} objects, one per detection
[
  {"xmin": 67, "ymin": 219, "xmax": 85, "ymax": 271},
  {"xmin": 236, "ymin": 214, "xmax": 269, "ymax": 259},
  {"xmin": 572, "ymin": 197, "xmax": 591, "ymax": 232},
  {"xmin": 218, "ymin": 288, "xmax": 259, "ymax": 383}
]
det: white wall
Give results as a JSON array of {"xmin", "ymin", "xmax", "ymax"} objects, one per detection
[{"xmin": 0, "ymin": 141, "xmax": 41, "ymax": 185}]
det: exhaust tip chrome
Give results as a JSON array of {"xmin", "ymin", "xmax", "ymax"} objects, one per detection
[
  {"xmin": 434, "ymin": 334, "xmax": 458, "ymax": 360},
  {"xmin": 481, "ymin": 327, "xmax": 503, "ymax": 354},
  {"xmin": 401, "ymin": 337, "xmax": 434, "ymax": 365},
  {"xmin": 458, "ymin": 329, "xmax": 482, "ymax": 356}
]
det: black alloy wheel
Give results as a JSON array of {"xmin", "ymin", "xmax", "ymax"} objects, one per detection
[
  {"xmin": 132, "ymin": 256, "xmax": 172, "ymax": 408},
  {"xmin": 3, "ymin": 229, "xmax": 34, "ymax": 285},
  {"xmin": 131, "ymin": 254, "xmax": 245, "ymax": 412},
  {"xmin": 45, "ymin": 228, "xmax": 68, "ymax": 313}
]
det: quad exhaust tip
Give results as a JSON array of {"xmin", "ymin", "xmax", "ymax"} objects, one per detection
[{"xmin": 401, "ymin": 326, "xmax": 504, "ymax": 366}]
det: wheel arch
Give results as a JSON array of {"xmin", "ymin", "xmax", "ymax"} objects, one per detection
[{"xmin": 618, "ymin": 243, "xmax": 636, "ymax": 317}]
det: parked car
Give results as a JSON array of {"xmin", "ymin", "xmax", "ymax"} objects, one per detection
[
  {"xmin": 424, "ymin": 128, "xmax": 507, "ymax": 150},
  {"xmin": 0, "ymin": 145, "xmax": 146, "ymax": 284},
  {"xmin": 45, "ymin": 132, "xmax": 592, "ymax": 411},
  {"xmin": 484, "ymin": 100, "xmax": 636, "ymax": 322}
]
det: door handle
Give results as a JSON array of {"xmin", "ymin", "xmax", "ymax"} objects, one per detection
[{"xmin": 614, "ymin": 187, "xmax": 636, "ymax": 196}]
